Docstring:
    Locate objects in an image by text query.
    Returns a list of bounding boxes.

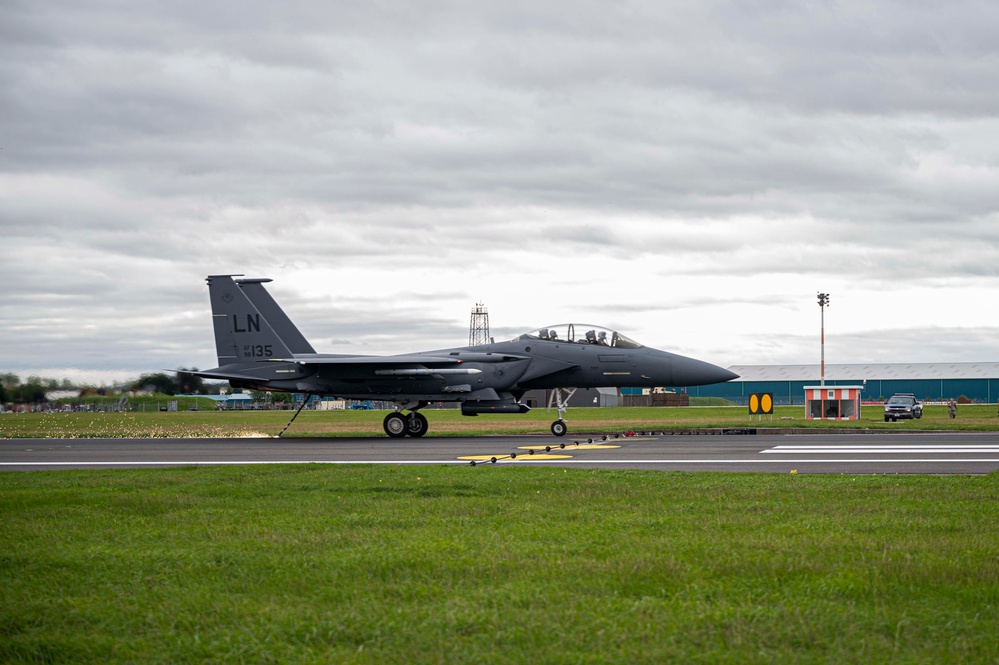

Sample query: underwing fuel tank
[461,403,532,416]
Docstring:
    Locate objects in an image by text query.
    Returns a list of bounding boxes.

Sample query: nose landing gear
[547,387,577,437]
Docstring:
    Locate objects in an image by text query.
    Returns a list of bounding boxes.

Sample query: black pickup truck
[884,393,923,422]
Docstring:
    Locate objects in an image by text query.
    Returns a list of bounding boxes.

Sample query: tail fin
[207,275,294,366]
[235,278,316,354]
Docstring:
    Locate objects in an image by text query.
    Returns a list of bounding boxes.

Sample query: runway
[3,431,999,473]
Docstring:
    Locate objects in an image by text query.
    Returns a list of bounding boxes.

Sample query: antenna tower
[469,302,490,346]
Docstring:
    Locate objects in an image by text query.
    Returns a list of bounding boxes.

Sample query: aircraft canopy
[520,324,642,349]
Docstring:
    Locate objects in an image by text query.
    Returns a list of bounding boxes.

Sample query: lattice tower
[469,302,490,346]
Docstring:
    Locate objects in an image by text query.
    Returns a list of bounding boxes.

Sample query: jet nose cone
[716,366,739,382]
[672,356,739,386]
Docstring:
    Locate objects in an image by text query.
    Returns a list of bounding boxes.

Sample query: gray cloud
[2,0,997,383]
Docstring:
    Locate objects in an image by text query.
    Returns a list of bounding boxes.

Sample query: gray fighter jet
[195,275,738,437]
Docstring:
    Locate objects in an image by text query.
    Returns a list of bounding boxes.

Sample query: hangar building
[686,362,999,406]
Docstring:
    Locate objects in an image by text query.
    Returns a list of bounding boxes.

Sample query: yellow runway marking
[517,444,620,450]
[458,454,573,461]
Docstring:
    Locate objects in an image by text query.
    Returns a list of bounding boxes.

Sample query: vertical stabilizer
[206,275,294,366]
[236,278,316,354]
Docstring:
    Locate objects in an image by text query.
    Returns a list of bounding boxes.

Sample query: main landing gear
[383,403,429,438]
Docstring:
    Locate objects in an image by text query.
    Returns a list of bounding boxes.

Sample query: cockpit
[519,324,643,349]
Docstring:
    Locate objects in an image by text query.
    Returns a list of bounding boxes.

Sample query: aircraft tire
[551,420,567,437]
[384,413,408,438]
[407,412,429,437]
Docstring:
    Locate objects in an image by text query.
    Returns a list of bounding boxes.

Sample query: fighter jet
[195,275,738,437]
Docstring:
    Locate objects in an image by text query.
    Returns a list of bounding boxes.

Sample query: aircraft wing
[195,353,477,383]
[271,354,485,376]
[193,367,284,381]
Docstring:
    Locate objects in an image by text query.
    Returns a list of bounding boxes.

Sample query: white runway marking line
[763,445,999,454]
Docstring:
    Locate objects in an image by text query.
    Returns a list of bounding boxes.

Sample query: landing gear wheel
[384,413,408,438]
[407,412,429,438]
[551,420,567,437]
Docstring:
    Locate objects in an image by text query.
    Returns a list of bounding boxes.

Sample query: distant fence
[622,393,690,407]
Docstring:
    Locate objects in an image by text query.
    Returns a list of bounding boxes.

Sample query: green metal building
[686,362,999,406]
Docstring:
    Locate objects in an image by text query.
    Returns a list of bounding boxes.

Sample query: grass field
[3,403,999,438]
[4,406,998,662]
[2,465,998,663]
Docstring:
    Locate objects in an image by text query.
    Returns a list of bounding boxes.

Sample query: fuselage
[226,326,737,404]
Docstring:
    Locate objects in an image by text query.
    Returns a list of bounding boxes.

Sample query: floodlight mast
[817,293,830,386]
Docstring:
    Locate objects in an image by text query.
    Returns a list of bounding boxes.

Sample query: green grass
[3,404,999,438]
[1,466,997,663]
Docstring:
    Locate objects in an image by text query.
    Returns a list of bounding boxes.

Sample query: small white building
[804,385,864,421]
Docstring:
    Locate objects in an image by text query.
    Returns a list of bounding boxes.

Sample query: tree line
[0,369,215,405]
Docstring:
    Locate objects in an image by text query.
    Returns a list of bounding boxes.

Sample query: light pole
[817,293,830,386]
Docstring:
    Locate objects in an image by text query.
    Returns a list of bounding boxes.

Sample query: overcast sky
[2,0,998,385]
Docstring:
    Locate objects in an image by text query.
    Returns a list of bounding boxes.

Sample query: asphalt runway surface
[3,431,999,473]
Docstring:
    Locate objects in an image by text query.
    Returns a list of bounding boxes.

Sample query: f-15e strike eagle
[195,275,737,438]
